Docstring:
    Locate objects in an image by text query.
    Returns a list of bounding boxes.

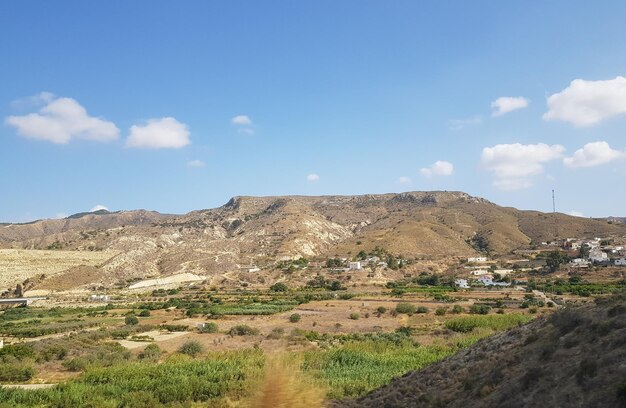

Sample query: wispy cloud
[396,176,412,185]
[231,114,255,135]
[187,159,205,168]
[481,143,565,191]
[90,204,109,212]
[491,96,529,117]
[420,160,454,177]
[448,115,482,131]
[307,173,320,182]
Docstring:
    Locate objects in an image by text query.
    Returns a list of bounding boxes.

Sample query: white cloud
[307,173,320,182]
[543,76,626,126]
[420,160,454,177]
[564,141,626,168]
[231,115,254,135]
[126,117,190,149]
[187,159,205,168]
[90,205,109,212]
[5,94,119,144]
[448,115,482,131]
[231,115,252,126]
[396,176,412,185]
[481,143,565,191]
[10,91,55,109]
[491,96,529,117]
[569,210,585,218]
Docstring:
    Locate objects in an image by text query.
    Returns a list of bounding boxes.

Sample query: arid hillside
[334,296,626,408]
[1,191,625,290]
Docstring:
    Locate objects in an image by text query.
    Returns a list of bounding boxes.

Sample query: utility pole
[552,189,556,214]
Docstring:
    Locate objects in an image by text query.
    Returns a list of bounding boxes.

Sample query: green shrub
[199,322,219,333]
[435,307,447,316]
[289,313,301,323]
[139,344,162,361]
[138,310,151,317]
[416,306,429,314]
[0,343,35,361]
[0,363,35,382]
[349,313,360,320]
[228,325,259,336]
[376,306,387,314]
[270,282,288,292]
[445,314,533,333]
[452,305,464,314]
[469,304,491,315]
[395,303,416,314]
[178,340,203,357]
[125,315,139,325]
[267,327,284,339]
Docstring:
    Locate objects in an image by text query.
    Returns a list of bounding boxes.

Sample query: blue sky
[2,1,626,222]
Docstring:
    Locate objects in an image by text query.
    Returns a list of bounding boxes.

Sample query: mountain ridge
[1,191,625,290]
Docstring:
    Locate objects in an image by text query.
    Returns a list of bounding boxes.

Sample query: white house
[470,269,490,276]
[0,339,4,349]
[467,257,488,263]
[454,279,469,289]
[247,267,261,273]
[89,294,110,302]
[589,249,609,263]
[348,261,362,270]
[615,259,626,266]
[477,275,511,287]
[570,258,590,267]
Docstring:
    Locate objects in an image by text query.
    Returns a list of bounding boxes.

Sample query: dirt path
[532,290,560,307]
[1,384,56,390]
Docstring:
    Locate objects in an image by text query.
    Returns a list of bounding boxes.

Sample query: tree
[289,313,301,323]
[125,315,139,325]
[356,250,367,260]
[578,244,590,259]
[546,251,568,272]
[329,280,344,291]
[139,309,151,317]
[270,282,288,292]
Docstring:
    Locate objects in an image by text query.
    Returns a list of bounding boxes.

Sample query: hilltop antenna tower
[552,189,558,240]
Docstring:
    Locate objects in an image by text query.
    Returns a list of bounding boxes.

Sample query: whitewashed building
[454,279,469,289]
[589,249,609,263]
[89,294,110,302]
[467,257,488,263]
[348,261,362,270]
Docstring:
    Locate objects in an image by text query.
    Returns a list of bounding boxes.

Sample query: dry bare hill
[334,296,626,408]
[1,191,625,289]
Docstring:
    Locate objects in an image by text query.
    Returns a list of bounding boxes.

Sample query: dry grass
[245,355,327,408]
[0,249,113,289]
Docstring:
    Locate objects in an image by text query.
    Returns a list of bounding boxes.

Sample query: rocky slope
[334,296,626,408]
[1,191,625,289]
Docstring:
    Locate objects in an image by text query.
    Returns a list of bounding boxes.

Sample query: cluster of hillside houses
[562,238,626,267]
